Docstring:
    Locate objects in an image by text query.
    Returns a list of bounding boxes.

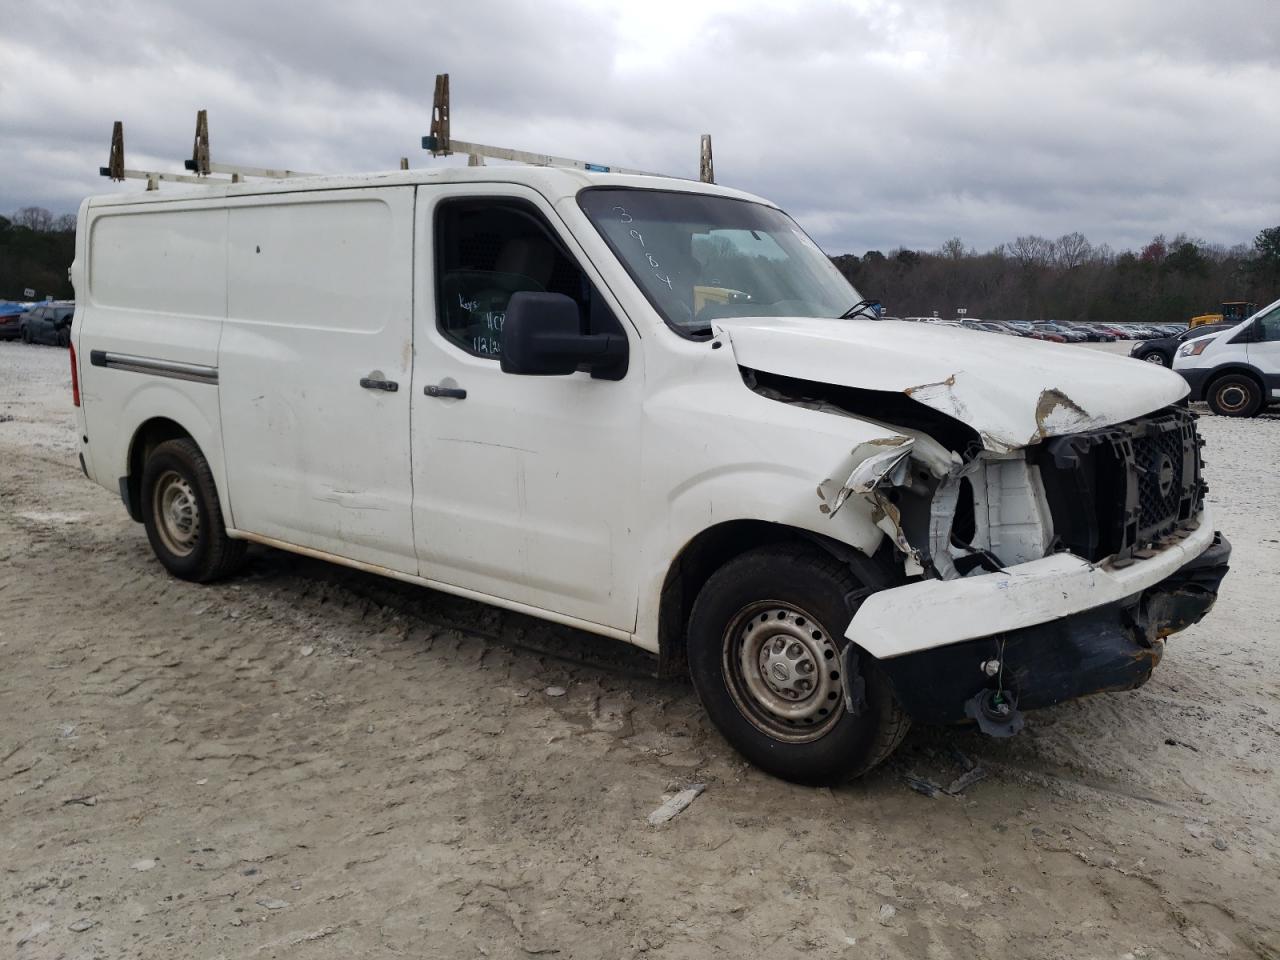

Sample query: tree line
[4,202,1279,325]
[833,228,1280,325]
[0,208,77,301]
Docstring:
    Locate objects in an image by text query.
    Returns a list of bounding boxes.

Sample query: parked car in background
[1094,324,1132,339]
[1131,322,1232,367]
[982,320,1028,337]
[1002,321,1035,336]
[0,302,29,341]
[965,320,1016,335]
[1034,322,1087,343]
[1070,324,1116,342]
[1175,298,1280,416]
[20,301,76,346]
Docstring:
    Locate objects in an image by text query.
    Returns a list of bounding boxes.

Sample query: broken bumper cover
[848,512,1219,658]
[865,531,1230,725]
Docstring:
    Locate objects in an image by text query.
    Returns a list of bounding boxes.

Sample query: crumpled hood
[718,316,1189,452]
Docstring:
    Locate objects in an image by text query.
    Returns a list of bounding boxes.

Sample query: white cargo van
[70,167,1230,782]
[1173,297,1280,417]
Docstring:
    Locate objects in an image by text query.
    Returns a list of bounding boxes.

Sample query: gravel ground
[2,338,1278,959]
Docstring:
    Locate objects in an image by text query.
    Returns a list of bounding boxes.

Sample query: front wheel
[141,438,246,582]
[1141,351,1168,366]
[687,544,909,783]
[1206,373,1261,417]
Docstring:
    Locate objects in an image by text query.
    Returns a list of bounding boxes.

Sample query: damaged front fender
[817,436,938,576]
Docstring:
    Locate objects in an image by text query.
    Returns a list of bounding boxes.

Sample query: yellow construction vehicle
[1189,300,1256,328]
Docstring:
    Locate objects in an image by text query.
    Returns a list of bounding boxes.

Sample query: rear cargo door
[219,187,418,572]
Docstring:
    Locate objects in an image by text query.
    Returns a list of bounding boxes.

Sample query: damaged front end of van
[728,318,1232,736]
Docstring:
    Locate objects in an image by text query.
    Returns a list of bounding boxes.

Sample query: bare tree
[53,213,78,233]
[13,206,54,232]
[1009,234,1053,268]
[938,236,970,260]
[1053,232,1092,269]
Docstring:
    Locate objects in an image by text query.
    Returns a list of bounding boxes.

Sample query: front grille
[1036,407,1205,563]
[1135,421,1193,530]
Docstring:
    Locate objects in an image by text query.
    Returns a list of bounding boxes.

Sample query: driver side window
[434,199,607,360]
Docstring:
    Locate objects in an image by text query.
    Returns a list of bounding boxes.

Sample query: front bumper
[869,532,1230,725]
[848,512,1218,659]
[1176,366,1212,401]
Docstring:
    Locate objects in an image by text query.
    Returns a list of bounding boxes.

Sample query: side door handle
[424,384,467,400]
[360,375,399,392]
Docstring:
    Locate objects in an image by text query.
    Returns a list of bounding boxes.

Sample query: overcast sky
[2,0,1277,255]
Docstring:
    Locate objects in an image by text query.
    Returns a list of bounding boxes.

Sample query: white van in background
[1173,297,1280,416]
[70,166,1230,783]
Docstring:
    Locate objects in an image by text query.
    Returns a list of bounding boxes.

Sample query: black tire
[20,327,30,344]
[141,438,246,582]
[58,328,70,348]
[687,543,910,784]
[1206,373,1262,418]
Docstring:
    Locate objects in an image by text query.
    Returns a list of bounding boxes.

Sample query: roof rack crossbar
[421,135,662,177]
[421,73,712,181]
[101,112,321,190]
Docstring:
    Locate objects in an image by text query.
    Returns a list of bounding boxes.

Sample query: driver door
[410,184,644,633]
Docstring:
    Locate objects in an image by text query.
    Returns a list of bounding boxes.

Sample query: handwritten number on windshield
[615,205,673,290]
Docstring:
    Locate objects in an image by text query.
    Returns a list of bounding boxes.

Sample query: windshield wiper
[839,298,882,320]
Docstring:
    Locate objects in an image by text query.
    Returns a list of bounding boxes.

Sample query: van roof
[86,165,774,209]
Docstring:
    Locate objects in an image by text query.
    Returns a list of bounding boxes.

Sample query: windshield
[578,188,859,335]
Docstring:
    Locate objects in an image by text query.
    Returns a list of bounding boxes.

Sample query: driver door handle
[424,384,467,400]
[359,376,399,392]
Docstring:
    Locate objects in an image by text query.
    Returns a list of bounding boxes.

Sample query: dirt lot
[2,339,1278,959]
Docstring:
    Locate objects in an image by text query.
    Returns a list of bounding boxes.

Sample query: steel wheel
[722,601,844,743]
[1214,382,1251,415]
[151,469,201,557]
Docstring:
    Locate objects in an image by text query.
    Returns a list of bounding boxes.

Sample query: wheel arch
[123,417,197,522]
[655,519,890,679]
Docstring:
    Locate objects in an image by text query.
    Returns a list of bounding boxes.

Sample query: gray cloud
[2,0,1277,254]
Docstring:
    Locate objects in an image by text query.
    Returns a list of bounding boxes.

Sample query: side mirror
[501,292,628,380]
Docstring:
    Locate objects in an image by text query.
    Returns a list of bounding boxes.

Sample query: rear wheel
[687,543,909,783]
[1206,373,1261,418]
[141,438,246,582]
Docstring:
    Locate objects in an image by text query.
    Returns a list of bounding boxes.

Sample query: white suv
[68,167,1231,782]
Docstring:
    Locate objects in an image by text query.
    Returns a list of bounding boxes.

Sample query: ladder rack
[99,76,715,191]
[101,112,317,190]
[422,74,714,182]
[421,135,663,177]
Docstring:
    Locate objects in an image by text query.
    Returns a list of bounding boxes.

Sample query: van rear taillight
[69,343,81,407]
